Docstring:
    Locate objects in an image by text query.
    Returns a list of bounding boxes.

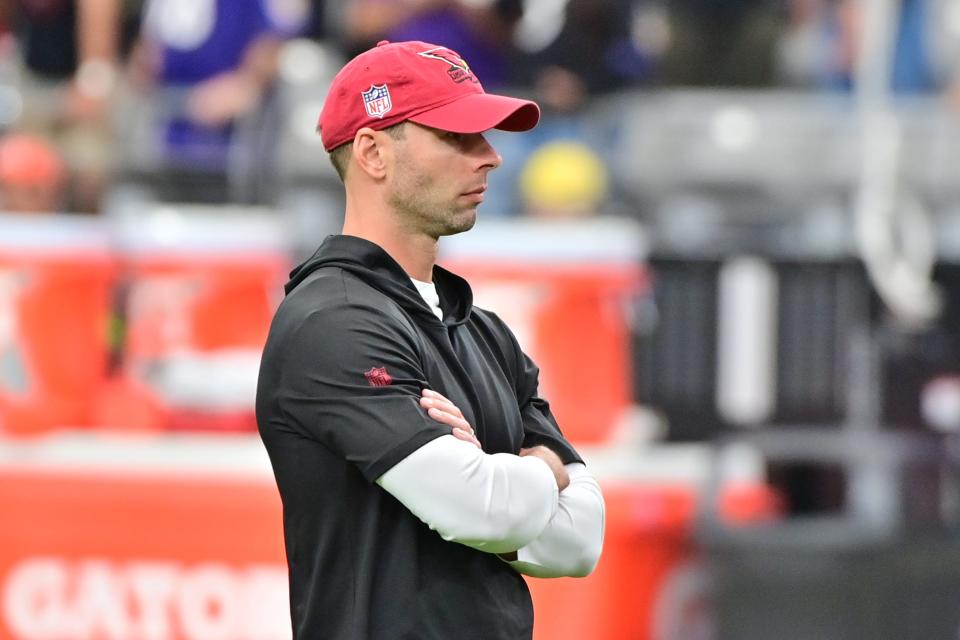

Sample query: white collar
[410,277,443,321]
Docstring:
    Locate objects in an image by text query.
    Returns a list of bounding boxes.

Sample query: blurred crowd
[0,0,957,219]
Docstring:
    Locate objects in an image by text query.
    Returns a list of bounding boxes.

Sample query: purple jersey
[145,0,308,85]
[141,0,308,170]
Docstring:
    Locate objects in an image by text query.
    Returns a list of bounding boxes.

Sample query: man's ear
[352,127,389,180]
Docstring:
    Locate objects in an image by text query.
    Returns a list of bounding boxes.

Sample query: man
[256,40,604,640]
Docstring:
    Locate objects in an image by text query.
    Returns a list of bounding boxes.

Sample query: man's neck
[341,216,438,282]
[376,232,438,282]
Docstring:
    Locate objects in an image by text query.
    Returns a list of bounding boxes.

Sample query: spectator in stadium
[256,40,604,639]
[0,132,67,213]
[659,0,784,87]
[776,0,954,93]
[127,0,310,200]
[0,0,129,212]
[481,0,654,216]
[338,0,522,88]
[516,0,655,111]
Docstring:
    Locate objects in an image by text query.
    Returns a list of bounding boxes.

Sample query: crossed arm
[377,389,605,578]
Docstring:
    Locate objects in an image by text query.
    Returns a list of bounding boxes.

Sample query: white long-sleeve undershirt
[506,462,605,578]
[377,434,560,554]
[377,435,605,576]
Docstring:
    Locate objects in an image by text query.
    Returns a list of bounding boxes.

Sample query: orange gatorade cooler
[0,434,289,640]
[95,207,291,431]
[0,214,115,435]
[441,218,648,444]
[0,436,779,640]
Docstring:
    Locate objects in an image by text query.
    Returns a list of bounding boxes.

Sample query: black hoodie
[256,235,581,640]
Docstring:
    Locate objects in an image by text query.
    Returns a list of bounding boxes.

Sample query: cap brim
[408,93,540,134]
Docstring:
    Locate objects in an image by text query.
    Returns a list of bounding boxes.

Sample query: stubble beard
[389,164,477,238]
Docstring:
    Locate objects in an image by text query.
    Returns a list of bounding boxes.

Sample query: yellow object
[519,141,608,213]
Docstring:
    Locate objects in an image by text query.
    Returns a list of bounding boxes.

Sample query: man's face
[386,123,501,238]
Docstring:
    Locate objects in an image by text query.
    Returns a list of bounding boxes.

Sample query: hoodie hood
[286,235,474,325]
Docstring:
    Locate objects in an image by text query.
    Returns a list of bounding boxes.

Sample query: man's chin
[438,210,477,237]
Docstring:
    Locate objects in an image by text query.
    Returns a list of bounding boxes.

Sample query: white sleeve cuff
[507,463,605,578]
[376,435,559,554]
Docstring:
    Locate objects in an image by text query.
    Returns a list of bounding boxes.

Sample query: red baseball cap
[317,40,540,152]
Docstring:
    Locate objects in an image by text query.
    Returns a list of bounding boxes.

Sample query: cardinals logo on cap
[418,47,478,84]
[361,84,392,118]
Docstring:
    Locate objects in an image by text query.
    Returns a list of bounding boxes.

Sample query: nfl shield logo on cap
[361,84,392,119]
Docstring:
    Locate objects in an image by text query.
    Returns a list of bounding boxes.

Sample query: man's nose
[475,135,502,171]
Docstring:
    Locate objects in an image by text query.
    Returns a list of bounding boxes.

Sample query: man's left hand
[420,389,481,449]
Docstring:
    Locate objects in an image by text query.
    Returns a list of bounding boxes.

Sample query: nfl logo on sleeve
[361,84,392,118]
[364,366,393,386]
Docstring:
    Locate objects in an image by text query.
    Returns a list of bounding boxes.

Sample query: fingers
[424,405,472,433]
[421,389,478,448]
[452,427,482,449]
[422,388,448,401]
[420,389,464,420]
